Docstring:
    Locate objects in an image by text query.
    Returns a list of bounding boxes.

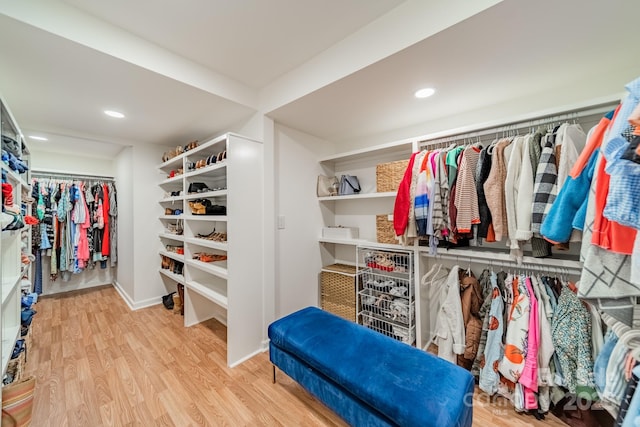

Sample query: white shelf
[182,215,228,222]
[184,237,228,251]
[318,191,396,201]
[182,133,228,157]
[319,139,414,163]
[1,323,20,376]
[159,250,184,262]
[319,237,368,245]
[158,268,186,285]
[159,195,185,203]
[186,280,228,309]
[158,214,184,220]
[159,175,184,185]
[183,162,226,178]
[158,233,185,242]
[184,189,228,200]
[0,163,30,190]
[186,259,228,279]
[158,154,185,170]
[1,275,20,307]
[1,229,20,241]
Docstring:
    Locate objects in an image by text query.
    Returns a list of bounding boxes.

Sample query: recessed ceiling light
[29,135,48,141]
[104,110,125,118]
[414,88,436,99]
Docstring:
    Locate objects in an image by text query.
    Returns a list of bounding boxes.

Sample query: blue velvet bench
[268,306,475,427]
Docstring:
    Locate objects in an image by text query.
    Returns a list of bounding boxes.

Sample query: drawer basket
[320,264,358,322]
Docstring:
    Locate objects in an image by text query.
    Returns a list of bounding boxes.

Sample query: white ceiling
[0,0,639,159]
[61,0,405,89]
[269,0,640,144]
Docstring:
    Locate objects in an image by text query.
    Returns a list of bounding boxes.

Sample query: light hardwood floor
[22,286,568,426]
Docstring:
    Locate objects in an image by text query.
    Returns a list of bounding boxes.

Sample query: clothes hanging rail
[601,310,640,361]
[31,169,115,182]
[417,100,617,150]
[424,248,583,275]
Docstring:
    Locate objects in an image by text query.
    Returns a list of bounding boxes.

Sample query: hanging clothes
[531,128,560,236]
[478,271,505,396]
[30,176,119,291]
[483,138,511,241]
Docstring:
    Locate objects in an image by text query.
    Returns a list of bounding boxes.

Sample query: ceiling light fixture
[104,110,125,119]
[29,135,48,141]
[414,87,435,99]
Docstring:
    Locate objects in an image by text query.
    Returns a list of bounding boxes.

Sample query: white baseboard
[112,281,162,311]
[229,347,268,368]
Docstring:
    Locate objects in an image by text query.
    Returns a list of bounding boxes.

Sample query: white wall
[232,111,264,141]
[131,142,167,306]
[274,123,335,318]
[30,149,115,177]
[114,146,134,300]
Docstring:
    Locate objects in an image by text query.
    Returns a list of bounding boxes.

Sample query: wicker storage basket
[376,214,397,244]
[320,264,358,322]
[376,159,409,193]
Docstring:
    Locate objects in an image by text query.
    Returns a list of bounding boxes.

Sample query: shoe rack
[157,133,264,367]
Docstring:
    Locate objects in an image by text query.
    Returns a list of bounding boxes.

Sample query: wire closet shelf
[357,246,416,346]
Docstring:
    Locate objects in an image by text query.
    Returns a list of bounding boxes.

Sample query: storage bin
[320,264,358,322]
[376,159,409,193]
[322,226,359,239]
[376,214,396,244]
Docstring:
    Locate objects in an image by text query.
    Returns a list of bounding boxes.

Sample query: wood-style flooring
[22,286,569,426]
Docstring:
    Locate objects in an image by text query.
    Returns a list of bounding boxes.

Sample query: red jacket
[393,152,418,236]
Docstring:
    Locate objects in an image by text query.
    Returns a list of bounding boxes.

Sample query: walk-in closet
[1,0,639,426]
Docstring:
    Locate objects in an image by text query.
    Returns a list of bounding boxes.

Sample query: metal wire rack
[356,246,415,345]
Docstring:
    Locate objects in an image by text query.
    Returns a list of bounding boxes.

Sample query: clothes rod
[425,249,583,274]
[418,101,616,149]
[31,170,115,182]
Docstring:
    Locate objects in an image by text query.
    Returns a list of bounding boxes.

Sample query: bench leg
[272,364,276,384]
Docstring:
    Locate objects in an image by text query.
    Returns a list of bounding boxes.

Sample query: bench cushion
[268,306,474,427]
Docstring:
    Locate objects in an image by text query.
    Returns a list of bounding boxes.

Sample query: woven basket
[376,214,397,244]
[321,264,358,322]
[376,159,409,193]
